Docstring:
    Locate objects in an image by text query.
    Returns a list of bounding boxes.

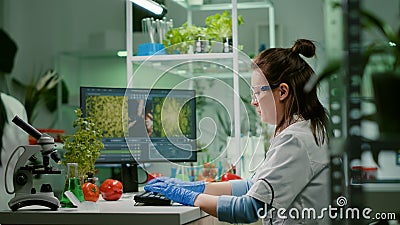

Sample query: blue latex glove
[146,176,170,185]
[147,177,205,193]
[144,182,200,206]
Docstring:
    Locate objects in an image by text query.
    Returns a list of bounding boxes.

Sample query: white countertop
[0,193,208,225]
[362,182,400,192]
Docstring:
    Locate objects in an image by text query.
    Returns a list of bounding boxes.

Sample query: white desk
[362,182,400,214]
[0,194,209,225]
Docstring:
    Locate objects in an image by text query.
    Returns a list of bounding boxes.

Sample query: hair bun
[291,39,315,58]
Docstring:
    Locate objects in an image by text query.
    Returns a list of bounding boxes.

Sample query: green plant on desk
[62,108,104,179]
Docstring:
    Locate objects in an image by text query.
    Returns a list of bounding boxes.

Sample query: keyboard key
[134,192,172,206]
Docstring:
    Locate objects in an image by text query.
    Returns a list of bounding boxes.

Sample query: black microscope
[7,115,61,211]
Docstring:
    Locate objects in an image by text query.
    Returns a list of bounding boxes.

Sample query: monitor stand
[121,163,139,192]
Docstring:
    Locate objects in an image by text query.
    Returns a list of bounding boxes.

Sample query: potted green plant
[62,108,104,179]
[163,23,205,54]
[205,10,244,52]
[361,9,400,139]
[306,8,400,140]
[11,69,69,125]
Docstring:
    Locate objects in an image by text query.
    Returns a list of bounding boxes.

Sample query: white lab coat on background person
[0,93,28,211]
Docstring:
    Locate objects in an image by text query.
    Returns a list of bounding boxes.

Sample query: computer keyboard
[134,192,172,206]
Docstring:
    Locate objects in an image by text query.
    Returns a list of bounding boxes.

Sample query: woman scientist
[145,39,330,224]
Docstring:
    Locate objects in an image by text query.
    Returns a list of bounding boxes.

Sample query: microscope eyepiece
[50,151,61,164]
[12,116,42,140]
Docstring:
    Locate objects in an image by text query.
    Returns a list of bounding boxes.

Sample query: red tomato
[220,172,241,182]
[147,172,163,183]
[82,182,100,202]
[99,179,123,201]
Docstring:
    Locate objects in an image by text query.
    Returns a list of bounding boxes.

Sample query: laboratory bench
[359,182,400,214]
[0,193,210,225]
[3,183,397,225]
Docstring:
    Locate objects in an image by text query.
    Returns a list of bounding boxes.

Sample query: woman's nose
[251,98,258,106]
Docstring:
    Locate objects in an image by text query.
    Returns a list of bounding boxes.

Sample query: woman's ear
[278,83,289,101]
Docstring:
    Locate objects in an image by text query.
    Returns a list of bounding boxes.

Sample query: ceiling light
[117,51,127,57]
[130,0,167,15]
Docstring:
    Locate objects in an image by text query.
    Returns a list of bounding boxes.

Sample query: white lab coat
[247,120,330,225]
[0,93,28,211]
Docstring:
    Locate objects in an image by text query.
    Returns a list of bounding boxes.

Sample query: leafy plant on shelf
[205,10,244,42]
[163,23,206,54]
[62,108,104,179]
[163,11,244,54]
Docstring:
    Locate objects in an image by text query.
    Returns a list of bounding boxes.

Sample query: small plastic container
[351,166,377,182]
[137,43,166,56]
[361,167,377,181]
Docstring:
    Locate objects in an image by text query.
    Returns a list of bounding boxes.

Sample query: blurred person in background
[0,28,29,211]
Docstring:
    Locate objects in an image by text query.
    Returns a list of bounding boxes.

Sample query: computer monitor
[80,87,197,191]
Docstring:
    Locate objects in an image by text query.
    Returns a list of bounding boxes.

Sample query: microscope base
[9,192,60,211]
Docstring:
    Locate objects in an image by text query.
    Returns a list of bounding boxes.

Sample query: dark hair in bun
[252,39,328,146]
[291,39,316,58]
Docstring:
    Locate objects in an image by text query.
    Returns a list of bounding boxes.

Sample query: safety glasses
[250,84,279,103]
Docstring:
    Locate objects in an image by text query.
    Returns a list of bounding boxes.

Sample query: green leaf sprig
[205,10,244,40]
[62,108,104,178]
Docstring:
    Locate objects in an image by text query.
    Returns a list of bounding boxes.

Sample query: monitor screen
[80,87,197,164]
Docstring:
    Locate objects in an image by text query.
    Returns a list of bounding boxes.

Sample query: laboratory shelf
[329,1,400,221]
[172,0,273,11]
[130,53,234,62]
[361,182,400,191]
[131,53,252,79]
[132,61,251,79]
[367,138,400,151]
[126,0,275,176]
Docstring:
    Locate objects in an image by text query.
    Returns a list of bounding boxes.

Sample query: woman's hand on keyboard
[144,182,199,206]
[146,177,205,193]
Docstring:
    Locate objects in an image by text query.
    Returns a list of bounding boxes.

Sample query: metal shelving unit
[125,0,275,176]
[328,1,400,224]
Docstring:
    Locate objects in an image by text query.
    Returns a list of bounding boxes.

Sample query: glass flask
[60,163,85,208]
